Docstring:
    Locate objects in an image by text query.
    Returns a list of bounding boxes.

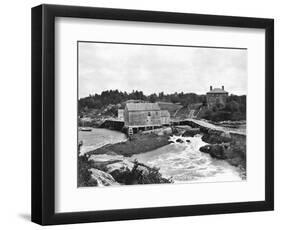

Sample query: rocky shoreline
[199,129,246,178]
[175,120,246,174]
[78,153,173,187]
[78,131,174,186]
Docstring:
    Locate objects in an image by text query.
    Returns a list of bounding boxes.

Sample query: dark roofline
[206,91,229,94]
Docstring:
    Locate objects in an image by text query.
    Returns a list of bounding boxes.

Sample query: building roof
[207,88,228,94]
[125,99,146,103]
[126,103,160,111]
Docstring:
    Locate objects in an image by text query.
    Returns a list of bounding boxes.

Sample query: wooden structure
[160,110,170,125]
[117,109,124,121]
[124,102,162,133]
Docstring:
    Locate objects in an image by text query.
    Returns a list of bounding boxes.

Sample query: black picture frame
[31,4,274,225]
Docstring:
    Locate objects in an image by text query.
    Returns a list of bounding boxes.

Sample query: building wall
[160,110,171,125]
[161,116,170,125]
[118,109,124,121]
[124,109,161,127]
[206,93,228,108]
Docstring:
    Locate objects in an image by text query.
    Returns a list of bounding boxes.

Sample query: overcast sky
[78,42,247,99]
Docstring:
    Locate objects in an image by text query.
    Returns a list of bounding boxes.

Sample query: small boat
[79,127,92,132]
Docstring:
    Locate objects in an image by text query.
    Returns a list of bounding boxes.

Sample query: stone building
[206,86,228,108]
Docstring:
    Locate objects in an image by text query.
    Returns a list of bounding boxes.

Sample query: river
[78,128,127,155]
[79,128,243,183]
[130,135,242,183]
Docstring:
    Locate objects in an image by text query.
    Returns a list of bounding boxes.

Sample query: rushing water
[79,128,242,183]
[129,135,242,183]
[78,128,127,155]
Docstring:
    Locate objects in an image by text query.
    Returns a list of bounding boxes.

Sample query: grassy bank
[88,133,171,157]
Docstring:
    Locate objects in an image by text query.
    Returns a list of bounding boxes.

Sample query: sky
[78,42,247,99]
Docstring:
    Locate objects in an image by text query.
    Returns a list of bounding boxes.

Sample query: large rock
[182,128,201,137]
[82,154,173,185]
[89,168,119,186]
[105,159,135,183]
[106,160,151,184]
[200,141,246,170]
[88,154,125,172]
[199,144,228,159]
[176,138,184,143]
[105,160,172,185]
[202,129,232,144]
[199,126,210,133]
[106,160,134,173]
[224,144,246,168]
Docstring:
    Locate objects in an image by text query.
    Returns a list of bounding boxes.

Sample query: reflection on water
[130,135,242,183]
[78,128,127,155]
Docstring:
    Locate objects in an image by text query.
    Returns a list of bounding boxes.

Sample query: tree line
[78,90,206,111]
[201,95,246,121]
[78,89,246,121]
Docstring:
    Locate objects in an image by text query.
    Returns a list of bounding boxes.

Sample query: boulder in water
[176,138,184,143]
[199,144,227,159]
[202,129,232,144]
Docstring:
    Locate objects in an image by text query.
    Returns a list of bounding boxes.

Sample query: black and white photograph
[77,41,247,187]
[30,3,274,226]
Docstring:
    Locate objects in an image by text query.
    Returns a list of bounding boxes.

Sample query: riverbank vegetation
[200,95,246,122]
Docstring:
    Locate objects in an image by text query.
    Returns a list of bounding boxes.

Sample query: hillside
[78,90,246,122]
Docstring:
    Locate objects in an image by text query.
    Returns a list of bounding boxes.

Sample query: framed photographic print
[31,4,274,225]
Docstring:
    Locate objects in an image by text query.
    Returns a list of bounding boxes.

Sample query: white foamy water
[79,128,243,183]
[130,135,242,183]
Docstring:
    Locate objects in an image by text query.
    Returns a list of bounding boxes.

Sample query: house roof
[207,88,228,94]
[125,99,145,103]
[126,103,160,111]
